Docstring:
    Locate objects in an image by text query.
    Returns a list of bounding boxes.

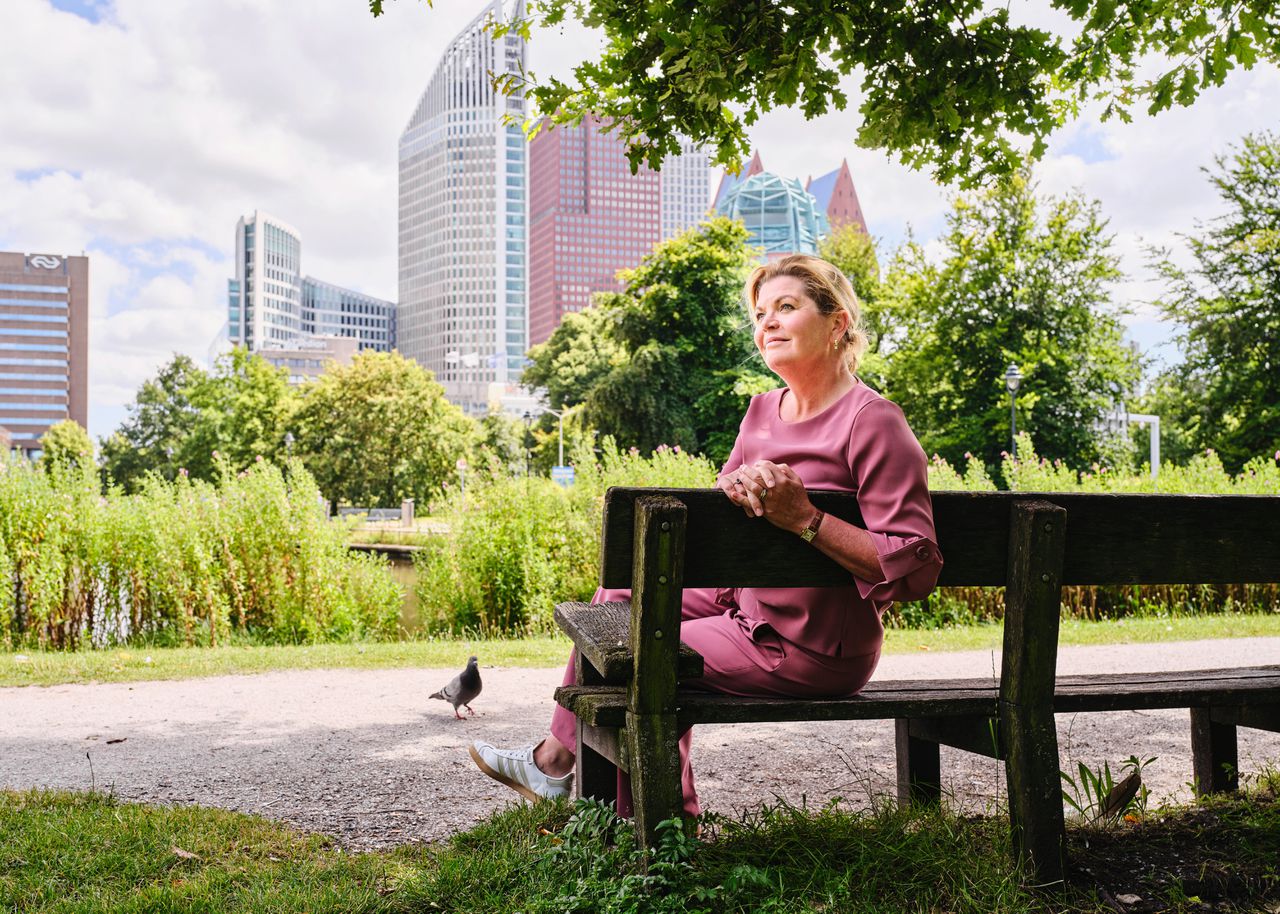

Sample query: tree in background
[101,354,206,490]
[817,224,887,390]
[181,348,293,481]
[1148,131,1280,471]
[289,350,473,508]
[882,172,1140,470]
[376,1,1280,186]
[37,420,95,475]
[525,218,772,464]
[101,350,294,490]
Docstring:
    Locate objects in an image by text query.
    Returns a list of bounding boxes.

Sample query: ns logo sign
[27,254,63,270]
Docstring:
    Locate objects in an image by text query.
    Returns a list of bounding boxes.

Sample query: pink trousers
[549,586,881,817]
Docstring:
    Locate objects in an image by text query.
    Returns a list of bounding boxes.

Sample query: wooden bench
[553,487,1280,885]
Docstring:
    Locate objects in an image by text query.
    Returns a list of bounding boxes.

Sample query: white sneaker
[469,740,573,801]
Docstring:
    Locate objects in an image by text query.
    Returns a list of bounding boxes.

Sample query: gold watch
[799,509,825,543]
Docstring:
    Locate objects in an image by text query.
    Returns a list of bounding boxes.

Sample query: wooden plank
[1191,707,1238,795]
[895,719,941,806]
[1000,499,1067,887]
[555,601,705,683]
[580,724,628,772]
[574,652,618,804]
[909,716,1003,759]
[1209,703,1280,733]
[556,667,1280,727]
[599,489,1280,588]
[627,496,688,851]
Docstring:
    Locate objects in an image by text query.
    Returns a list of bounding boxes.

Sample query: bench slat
[599,489,1280,588]
[554,601,705,683]
[555,666,1280,728]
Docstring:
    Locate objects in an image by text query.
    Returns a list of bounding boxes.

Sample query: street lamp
[456,456,468,502]
[284,431,294,457]
[521,411,533,478]
[543,407,566,467]
[1004,363,1023,460]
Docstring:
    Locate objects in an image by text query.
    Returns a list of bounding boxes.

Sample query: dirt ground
[2,637,1277,850]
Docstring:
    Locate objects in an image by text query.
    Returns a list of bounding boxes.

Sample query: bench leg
[626,710,683,852]
[895,719,941,806]
[1191,707,1238,795]
[576,720,620,805]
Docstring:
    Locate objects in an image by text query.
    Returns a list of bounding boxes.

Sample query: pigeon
[430,656,482,719]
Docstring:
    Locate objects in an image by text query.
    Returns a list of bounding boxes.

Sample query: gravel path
[2,638,1278,850]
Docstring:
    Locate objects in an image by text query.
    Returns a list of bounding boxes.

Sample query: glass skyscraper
[398,0,527,414]
[661,137,713,241]
[301,277,396,353]
[229,211,302,351]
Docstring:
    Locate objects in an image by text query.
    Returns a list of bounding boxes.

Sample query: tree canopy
[524,217,772,464]
[881,172,1140,470]
[1147,131,1280,471]
[289,350,474,508]
[372,1,1280,185]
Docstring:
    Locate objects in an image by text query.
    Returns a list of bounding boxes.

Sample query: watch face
[801,528,816,542]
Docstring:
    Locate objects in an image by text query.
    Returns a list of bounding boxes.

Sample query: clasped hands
[719,460,813,535]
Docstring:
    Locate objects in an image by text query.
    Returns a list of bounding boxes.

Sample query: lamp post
[1004,363,1023,460]
[521,411,533,478]
[544,407,566,467]
[284,431,294,458]
[456,456,468,502]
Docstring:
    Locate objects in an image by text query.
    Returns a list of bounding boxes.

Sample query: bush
[0,455,402,649]
[416,441,717,636]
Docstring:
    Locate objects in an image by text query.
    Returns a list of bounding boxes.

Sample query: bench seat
[556,665,1280,728]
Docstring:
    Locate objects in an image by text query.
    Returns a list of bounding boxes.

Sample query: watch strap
[799,509,825,543]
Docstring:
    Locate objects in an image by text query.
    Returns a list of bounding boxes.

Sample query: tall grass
[415,442,717,636]
[0,455,401,650]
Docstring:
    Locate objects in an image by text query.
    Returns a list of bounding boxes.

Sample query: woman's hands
[720,460,814,535]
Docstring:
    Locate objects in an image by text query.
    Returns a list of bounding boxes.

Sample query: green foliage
[1061,755,1156,823]
[37,420,95,475]
[289,350,475,509]
[415,441,717,636]
[525,218,770,465]
[374,1,1280,186]
[100,349,294,491]
[1149,131,1280,472]
[882,172,1140,471]
[0,453,401,650]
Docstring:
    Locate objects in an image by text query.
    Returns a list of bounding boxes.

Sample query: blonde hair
[744,254,868,372]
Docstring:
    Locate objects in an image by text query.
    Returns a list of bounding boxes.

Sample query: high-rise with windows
[661,137,713,241]
[301,277,396,352]
[398,0,527,414]
[228,211,302,351]
[0,251,89,455]
[528,116,662,347]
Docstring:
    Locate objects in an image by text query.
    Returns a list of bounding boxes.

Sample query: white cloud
[1,0,1278,440]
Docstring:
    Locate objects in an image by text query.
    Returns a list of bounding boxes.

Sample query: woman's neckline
[776,377,861,425]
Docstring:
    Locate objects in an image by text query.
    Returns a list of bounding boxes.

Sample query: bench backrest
[599,488,1280,589]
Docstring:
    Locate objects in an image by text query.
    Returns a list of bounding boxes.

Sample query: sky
[3,0,1278,441]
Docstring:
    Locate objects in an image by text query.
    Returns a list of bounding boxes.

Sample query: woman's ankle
[533,738,575,778]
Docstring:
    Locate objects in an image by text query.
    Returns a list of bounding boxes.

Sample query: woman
[470,254,943,815]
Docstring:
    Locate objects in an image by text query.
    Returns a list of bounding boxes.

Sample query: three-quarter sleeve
[847,399,943,603]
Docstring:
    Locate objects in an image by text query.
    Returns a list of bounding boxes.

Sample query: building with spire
[713,152,868,259]
[398,0,528,415]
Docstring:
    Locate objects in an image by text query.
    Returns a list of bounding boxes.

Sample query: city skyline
[3,0,1280,440]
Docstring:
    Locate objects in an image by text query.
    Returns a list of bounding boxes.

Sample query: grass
[6,783,1278,913]
[0,789,424,914]
[3,612,1279,688]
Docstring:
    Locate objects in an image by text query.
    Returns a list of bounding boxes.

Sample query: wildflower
[212,450,220,460]
[256,455,264,463]
[964,452,972,460]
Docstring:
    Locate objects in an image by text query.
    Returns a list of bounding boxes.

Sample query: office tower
[398,0,527,414]
[301,277,396,352]
[806,159,869,235]
[228,211,302,351]
[660,137,713,241]
[527,116,662,347]
[257,335,360,385]
[0,251,89,455]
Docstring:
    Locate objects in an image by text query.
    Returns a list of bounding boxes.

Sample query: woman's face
[752,275,844,375]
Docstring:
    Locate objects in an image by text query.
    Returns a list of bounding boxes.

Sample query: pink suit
[550,381,944,815]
